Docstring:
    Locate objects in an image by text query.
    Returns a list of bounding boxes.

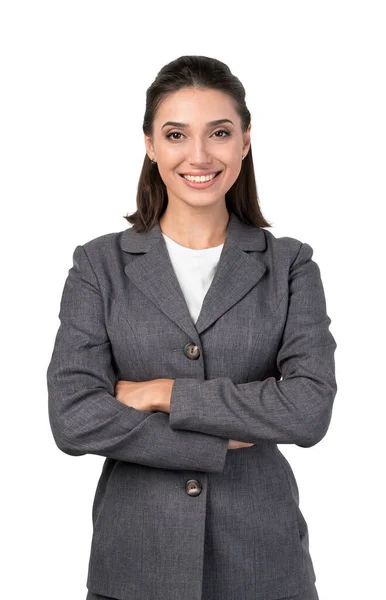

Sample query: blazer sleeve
[169,242,338,448]
[47,244,228,473]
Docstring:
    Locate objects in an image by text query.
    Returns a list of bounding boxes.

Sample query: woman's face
[145,88,251,209]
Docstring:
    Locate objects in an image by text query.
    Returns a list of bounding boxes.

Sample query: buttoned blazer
[47,210,337,600]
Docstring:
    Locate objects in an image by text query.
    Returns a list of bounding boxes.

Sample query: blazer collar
[119,211,267,338]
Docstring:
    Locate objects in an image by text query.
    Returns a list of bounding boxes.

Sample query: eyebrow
[161,119,234,130]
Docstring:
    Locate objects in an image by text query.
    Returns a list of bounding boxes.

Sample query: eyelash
[165,129,231,141]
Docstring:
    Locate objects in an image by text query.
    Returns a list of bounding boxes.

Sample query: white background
[1,1,385,598]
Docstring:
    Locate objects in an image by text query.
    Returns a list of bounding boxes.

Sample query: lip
[179,170,222,190]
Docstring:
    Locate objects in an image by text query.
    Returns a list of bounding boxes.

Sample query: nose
[187,138,212,165]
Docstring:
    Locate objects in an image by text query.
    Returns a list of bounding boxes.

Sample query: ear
[144,135,155,161]
[242,123,251,157]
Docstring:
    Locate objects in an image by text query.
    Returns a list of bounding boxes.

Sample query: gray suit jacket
[47,211,337,600]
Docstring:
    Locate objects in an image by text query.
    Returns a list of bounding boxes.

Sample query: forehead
[155,88,238,122]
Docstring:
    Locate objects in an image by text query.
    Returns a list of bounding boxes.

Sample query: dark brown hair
[124,55,272,232]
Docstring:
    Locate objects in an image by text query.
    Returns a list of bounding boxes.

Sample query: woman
[47,55,337,600]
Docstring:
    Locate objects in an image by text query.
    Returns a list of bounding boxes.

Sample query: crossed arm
[47,242,337,474]
[114,379,254,451]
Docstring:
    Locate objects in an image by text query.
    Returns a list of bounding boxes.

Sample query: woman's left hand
[114,378,174,413]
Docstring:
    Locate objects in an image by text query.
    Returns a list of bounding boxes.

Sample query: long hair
[124,55,273,232]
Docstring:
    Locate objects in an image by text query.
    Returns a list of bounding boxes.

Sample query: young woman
[47,55,337,600]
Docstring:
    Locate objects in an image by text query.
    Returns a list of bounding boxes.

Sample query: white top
[161,232,224,324]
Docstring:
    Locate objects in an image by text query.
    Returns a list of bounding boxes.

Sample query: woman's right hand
[227,439,254,449]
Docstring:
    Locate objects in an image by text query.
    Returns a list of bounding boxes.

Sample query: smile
[179,171,222,189]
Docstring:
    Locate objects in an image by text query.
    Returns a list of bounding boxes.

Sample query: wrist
[156,378,174,413]
[151,379,173,412]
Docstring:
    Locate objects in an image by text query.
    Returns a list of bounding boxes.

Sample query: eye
[165,129,231,141]
[166,131,184,140]
[213,129,231,138]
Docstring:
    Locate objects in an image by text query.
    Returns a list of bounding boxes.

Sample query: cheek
[217,150,243,174]
[221,163,242,185]
[158,158,183,180]
[160,144,183,164]
[156,163,179,187]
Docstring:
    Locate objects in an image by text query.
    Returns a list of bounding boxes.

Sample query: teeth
[182,172,218,183]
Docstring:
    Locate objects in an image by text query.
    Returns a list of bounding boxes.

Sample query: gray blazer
[47,211,337,600]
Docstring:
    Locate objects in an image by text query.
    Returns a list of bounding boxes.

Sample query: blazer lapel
[120,211,267,339]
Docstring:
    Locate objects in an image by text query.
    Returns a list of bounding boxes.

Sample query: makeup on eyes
[165,129,231,141]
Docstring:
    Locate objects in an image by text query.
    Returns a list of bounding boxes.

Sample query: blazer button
[184,342,200,360]
[185,479,202,496]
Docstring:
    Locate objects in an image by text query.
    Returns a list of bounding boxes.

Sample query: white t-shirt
[161,232,224,324]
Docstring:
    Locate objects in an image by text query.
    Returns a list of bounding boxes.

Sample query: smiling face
[144,88,251,209]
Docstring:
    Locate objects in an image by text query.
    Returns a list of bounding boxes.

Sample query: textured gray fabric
[86,582,319,600]
[87,592,120,600]
[47,211,337,600]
